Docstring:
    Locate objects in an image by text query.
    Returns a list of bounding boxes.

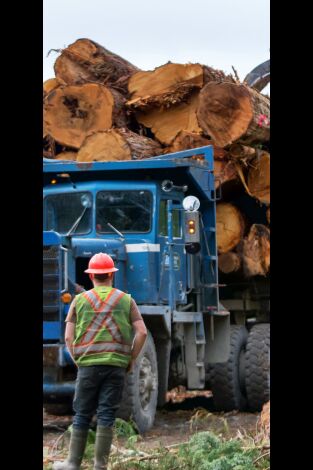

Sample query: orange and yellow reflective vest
[73,286,133,367]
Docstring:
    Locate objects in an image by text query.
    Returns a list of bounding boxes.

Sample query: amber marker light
[61,292,72,304]
[188,220,196,234]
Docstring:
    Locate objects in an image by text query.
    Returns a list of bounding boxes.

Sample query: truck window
[96,190,152,233]
[159,200,181,238]
[44,192,92,235]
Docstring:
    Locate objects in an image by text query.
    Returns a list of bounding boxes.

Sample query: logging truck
[43,146,269,433]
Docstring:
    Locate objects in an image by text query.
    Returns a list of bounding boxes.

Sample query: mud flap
[205,308,230,364]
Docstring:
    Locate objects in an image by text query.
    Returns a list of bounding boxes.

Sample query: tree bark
[43,135,57,158]
[164,130,227,159]
[266,207,270,224]
[247,151,270,204]
[240,224,270,277]
[216,202,246,253]
[219,224,270,278]
[54,38,139,95]
[127,63,234,109]
[127,63,203,109]
[43,83,128,148]
[43,149,53,158]
[228,143,256,161]
[197,82,270,147]
[214,159,240,190]
[76,128,162,162]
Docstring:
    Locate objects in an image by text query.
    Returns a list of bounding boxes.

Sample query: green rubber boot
[93,426,113,470]
[52,427,88,470]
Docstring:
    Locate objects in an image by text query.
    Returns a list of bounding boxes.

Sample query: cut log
[247,151,270,204]
[43,135,56,158]
[54,38,139,95]
[76,128,162,162]
[214,159,240,190]
[43,150,53,158]
[165,131,227,159]
[55,151,78,161]
[228,143,256,161]
[218,252,242,274]
[127,63,203,108]
[43,83,127,149]
[136,90,201,145]
[216,202,245,253]
[127,63,233,109]
[241,224,270,277]
[43,78,60,98]
[266,207,270,224]
[197,82,270,147]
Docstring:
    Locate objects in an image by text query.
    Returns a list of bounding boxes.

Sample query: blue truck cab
[43,146,269,432]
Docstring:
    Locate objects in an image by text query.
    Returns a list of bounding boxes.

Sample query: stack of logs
[43,38,270,280]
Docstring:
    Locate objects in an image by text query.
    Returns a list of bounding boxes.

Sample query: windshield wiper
[66,194,92,237]
[66,207,88,237]
[107,222,125,239]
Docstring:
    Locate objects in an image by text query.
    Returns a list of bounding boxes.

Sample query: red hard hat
[84,253,119,274]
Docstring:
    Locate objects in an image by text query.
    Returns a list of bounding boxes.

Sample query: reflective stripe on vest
[74,341,131,356]
[79,288,126,345]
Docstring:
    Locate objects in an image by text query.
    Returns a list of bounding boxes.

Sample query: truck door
[158,199,187,305]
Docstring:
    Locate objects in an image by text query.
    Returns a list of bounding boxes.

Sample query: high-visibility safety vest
[73,286,133,367]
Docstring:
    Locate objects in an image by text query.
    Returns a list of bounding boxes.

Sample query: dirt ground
[43,397,260,459]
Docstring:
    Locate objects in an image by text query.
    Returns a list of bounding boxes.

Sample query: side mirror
[182,195,200,212]
[81,194,92,208]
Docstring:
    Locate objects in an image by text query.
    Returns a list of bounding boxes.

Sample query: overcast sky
[43,0,269,90]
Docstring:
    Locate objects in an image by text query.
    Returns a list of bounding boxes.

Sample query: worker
[53,252,148,470]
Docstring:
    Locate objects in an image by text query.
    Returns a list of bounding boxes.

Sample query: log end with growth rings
[43,83,120,148]
[216,202,245,253]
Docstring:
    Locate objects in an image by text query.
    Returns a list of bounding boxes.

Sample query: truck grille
[43,245,60,321]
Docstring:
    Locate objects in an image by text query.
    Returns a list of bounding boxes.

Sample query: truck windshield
[96,190,152,233]
[44,192,92,235]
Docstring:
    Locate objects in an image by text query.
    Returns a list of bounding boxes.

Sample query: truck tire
[245,323,270,411]
[117,331,158,434]
[210,325,248,411]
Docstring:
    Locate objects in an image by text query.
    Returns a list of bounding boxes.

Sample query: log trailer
[43,146,269,433]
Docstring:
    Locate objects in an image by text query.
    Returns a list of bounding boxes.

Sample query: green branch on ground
[43,420,270,470]
[110,430,270,470]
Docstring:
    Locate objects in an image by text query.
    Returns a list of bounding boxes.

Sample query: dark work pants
[72,365,126,429]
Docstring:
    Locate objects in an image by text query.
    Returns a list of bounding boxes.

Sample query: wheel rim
[139,354,157,411]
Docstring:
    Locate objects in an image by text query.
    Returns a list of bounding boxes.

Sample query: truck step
[205,306,230,316]
[204,255,217,261]
[173,311,203,322]
[200,283,226,288]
